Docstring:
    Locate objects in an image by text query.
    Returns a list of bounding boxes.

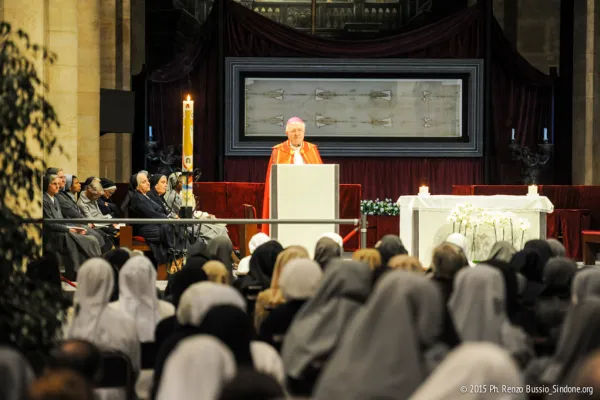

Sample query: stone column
[46,0,79,173]
[572,0,600,184]
[100,0,132,183]
[1,0,48,223]
[77,0,101,179]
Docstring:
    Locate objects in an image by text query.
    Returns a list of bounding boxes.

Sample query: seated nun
[259,258,323,352]
[163,172,229,242]
[63,258,140,374]
[128,172,183,265]
[43,174,102,279]
[98,178,120,218]
[109,255,175,342]
[237,233,271,277]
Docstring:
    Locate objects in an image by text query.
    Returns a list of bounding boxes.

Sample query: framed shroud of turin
[225,58,483,157]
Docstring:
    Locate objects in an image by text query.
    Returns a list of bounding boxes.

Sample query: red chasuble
[261,141,323,235]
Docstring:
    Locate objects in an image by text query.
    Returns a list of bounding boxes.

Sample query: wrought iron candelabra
[508,139,554,185]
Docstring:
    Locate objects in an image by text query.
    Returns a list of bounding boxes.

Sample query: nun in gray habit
[535,298,600,390]
[449,265,533,367]
[314,270,445,400]
[281,260,372,396]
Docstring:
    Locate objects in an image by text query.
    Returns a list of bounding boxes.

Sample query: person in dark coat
[128,172,181,265]
[98,178,120,218]
[55,174,113,254]
[43,174,102,279]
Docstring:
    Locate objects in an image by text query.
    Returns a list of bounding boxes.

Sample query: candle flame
[186,94,190,101]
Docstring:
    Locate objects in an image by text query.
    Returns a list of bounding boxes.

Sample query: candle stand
[508,140,554,184]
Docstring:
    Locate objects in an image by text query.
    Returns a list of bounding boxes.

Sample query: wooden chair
[238,204,259,257]
[119,225,168,279]
[583,230,600,265]
[97,351,135,400]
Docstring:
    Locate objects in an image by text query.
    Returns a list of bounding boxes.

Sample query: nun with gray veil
[448,265,533,367]
[281,259,372,396]
[0,347,35,400]
[63,258,141,374]
[526,298,600,392]
[409,343,525,400]
[314,270,445,400]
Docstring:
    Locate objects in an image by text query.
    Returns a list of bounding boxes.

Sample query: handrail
[21,215,369,248]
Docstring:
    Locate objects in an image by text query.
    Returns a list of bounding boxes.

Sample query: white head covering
[449,265,532,360]
[409,343,525,400]
[282,260,372,379]
[318,232,344,250]
[249,232,271,254]
[156,335,236,400]
[66,258,115,340]
[176,281,246,327]
[250,341,285,385]
[446,233,474,267]
[314,269,443,400]
[279,258,323,300]
[0,347,35,400]
[118,256,161,341]
[572,268,600,304]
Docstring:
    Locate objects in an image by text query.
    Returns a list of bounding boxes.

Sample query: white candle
[543,127,548,141]
[419,186,429,196]
[528,185,538,196]
[511,128,515,141]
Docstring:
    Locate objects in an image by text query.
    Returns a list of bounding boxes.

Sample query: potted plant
[0,22,67,371]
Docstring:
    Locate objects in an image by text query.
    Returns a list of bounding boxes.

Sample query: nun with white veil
[236,232,271,277]
[156,335,236,400]
[313,269,445,400]
[449,265,533,367]
[108,256,175,342]
[151,282,246,400]
[446,232,475,267]
[64,258,140,374]
[409,343,525,400]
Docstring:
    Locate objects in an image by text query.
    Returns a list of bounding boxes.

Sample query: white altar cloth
[398,195,554,267]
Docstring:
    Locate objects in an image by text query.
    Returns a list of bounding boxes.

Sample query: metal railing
[33,215,369,248]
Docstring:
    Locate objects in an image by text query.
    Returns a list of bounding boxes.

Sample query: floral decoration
[360,198,399,216]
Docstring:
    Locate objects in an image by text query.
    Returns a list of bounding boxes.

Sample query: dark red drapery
[148,0,553,199]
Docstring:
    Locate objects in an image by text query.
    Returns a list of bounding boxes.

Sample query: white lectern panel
[271,164,339,257]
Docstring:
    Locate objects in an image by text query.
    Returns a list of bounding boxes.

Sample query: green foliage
[360,198,399,216]
[0,22,60,265]
[0,22,66,365]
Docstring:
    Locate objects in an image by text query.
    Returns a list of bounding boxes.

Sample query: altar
[398,195,554,267]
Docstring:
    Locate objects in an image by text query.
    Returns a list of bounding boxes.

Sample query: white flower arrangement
[519,218,531,248]
[447,205,532,252]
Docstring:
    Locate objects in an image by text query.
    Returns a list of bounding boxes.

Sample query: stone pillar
[572,0,600,184]
[77,0,101,179]
[46,0,79,173]
[100,0,132,183]
[1,0,47,223]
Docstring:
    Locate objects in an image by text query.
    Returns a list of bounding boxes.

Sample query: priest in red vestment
[261,117,323,234]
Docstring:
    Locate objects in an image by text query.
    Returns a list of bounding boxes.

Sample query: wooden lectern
[270,164,339,257]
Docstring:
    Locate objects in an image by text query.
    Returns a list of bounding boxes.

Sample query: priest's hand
[70,227,87,235]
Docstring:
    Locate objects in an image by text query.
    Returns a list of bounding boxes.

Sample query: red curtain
[148,0,553,197]
[225,157,483,199]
